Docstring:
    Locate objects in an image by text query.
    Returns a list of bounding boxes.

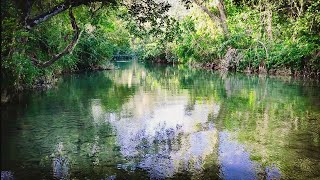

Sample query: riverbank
[2,58,319,105]
[1,64,115,104]
[143,45,320,79]
[190,61,320,78]
[145,54,320,79]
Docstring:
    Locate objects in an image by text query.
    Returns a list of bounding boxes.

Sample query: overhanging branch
[30,9,82,68]
[25,2,71,29]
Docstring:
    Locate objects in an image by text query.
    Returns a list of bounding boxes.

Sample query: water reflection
[218,132,280,180]
[52,142,70,180]
[219,132,258,180]
[106,93,220,178]
[1,60,319,179]
[1,171,14,180]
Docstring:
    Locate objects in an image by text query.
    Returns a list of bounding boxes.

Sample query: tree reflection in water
[1,61,319,179]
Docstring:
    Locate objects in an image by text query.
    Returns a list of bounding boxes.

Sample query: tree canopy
[1,0,319,94]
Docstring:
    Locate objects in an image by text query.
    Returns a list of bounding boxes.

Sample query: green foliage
[1,4,132,91]
[1,0,320,93]
[139,0,319,76]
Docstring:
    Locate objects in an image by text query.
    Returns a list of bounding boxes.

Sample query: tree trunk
[263,1,273,41]
[192,0,229,38]
[217,0,229,37]
[266,9,273,41]
[195,2,221,23]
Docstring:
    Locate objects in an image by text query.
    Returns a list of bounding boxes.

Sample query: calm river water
[1,61,320,179]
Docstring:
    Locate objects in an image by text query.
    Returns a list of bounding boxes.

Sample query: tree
[9,0,117,68]
[182,0,229,37]
[9,0,172,68]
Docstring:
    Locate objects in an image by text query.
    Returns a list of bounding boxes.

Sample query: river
[1,61,320,179]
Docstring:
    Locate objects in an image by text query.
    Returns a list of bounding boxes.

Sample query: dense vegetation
[139,0,320,76]
[1,0,320,101]
[1,1,133,92]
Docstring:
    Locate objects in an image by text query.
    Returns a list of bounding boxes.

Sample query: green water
[1,61,320,179]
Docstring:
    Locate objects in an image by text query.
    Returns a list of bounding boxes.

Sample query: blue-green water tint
[1,61,320,179]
